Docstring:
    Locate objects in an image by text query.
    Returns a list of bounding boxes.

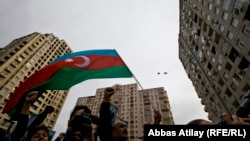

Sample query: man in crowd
[97,87,128,141]
[57,105,95,141]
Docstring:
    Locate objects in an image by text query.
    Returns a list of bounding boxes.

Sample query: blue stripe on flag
[52,49,118,63]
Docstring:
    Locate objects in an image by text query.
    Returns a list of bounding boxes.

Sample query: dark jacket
[10,114,29,141]
[97,102,113,141]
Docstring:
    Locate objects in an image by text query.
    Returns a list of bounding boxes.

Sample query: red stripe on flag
[85,55,125,69]
[3,55,126,114]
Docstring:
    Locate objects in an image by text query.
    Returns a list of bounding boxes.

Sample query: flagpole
[114,49,144,90]
[114,49,157,112]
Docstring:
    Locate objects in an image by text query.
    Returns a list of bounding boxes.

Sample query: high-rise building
[76,83,175,141]
[0,32,72,131]
[179,0,250,122]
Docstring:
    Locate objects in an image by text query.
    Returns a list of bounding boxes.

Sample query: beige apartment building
[179,0,250,122]
[0,32,72,131]
[76,83,175,141]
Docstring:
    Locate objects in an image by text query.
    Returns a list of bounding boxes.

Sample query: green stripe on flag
[33,66,132,90]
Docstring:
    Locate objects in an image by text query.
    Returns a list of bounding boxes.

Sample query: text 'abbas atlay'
[147,128,246,139]
[148,129,204,138]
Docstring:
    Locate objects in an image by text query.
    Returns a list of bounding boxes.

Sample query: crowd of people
[0,91,54,141]
[187,113,250,125]
[1,87,250,141]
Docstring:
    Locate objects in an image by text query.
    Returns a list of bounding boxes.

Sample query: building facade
[0,32,72,131]
[179,0,250,122]
[76,83,175,141]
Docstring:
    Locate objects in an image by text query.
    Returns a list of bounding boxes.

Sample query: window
[234,0,244,10]
[218,54,224,64]
[214,7,220,15]
[208,3,213,10]
[212,19,219,27]
[224,72,229,80]
[243,25,250,35]
[227,31,234,40]
[206,14,211,21]
[217,64,222,71]
[212,57,216,63]
[202,0,206,6]
[237,39,245,49]
[17,56,23,62]
[232,18,239,27]
[215,0,220,5]
[222,0,231,10]
[207,50,210,56]
[219,25,224,32]
[201,11,205,17]
[222,42,228,56]
[223,12,229,20]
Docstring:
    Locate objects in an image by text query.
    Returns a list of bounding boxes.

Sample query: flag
[3,49,133,116]
[109,103,118,126]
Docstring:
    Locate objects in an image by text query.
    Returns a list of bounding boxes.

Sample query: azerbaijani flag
[3,49,133,116]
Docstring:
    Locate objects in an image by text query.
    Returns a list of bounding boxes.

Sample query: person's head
[186,119,214,125]
[26,125,49,141]
[66,105,93,141]
[69,105,92,121]
[112,121,128,141]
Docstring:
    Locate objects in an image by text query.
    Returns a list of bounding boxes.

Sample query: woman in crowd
[26,125,50,141]
[9,91,52,141]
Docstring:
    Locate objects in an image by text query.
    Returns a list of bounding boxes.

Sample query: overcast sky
[0,0,208,138]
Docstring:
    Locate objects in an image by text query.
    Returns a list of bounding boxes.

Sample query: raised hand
[21,91,39,114]
[222,113,250,125]
[103,87,115,102]
[25,91,39,104]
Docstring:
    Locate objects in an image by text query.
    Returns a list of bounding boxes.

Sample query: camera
[63,110,100,141]
[69,112,93,134]
[217,90,250,125]
[63,112,93,141]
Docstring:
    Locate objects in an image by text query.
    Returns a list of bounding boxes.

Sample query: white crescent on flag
[75,56,90,68]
